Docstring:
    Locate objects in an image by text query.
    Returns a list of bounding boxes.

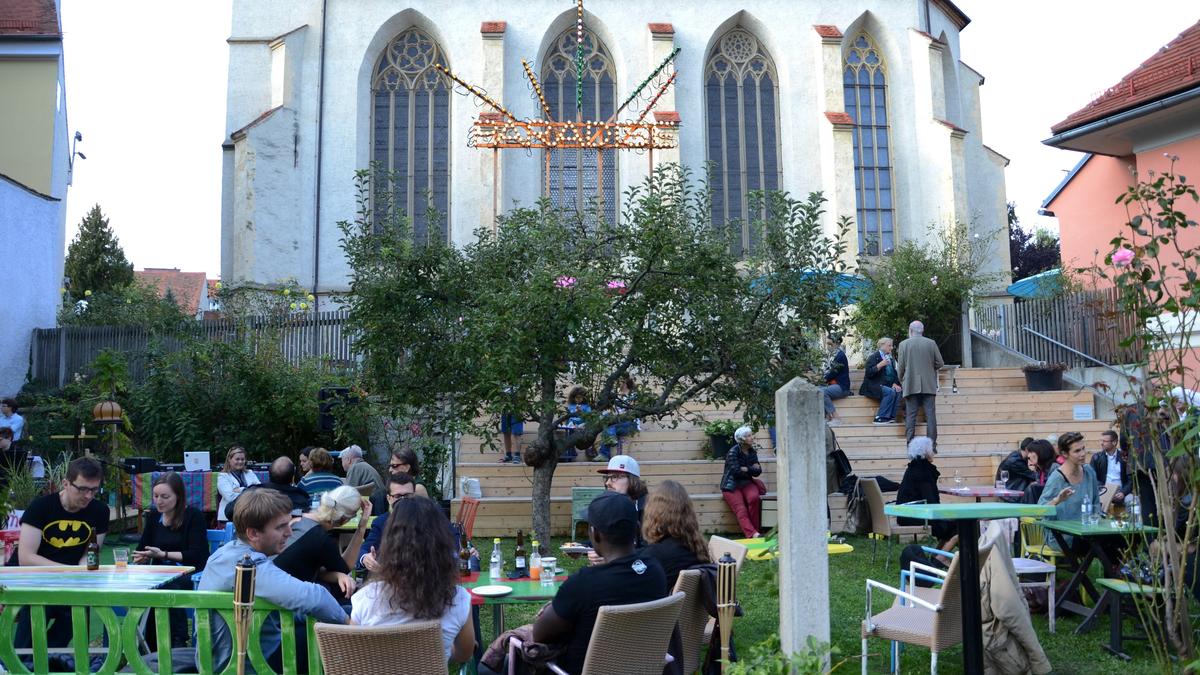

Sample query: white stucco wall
[222,0,1008,301]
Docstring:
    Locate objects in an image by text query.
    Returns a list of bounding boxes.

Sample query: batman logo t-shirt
[17,493,110,565]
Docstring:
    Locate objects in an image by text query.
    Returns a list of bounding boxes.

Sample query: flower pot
[1024,369,1064,391]
[709,434,734,459]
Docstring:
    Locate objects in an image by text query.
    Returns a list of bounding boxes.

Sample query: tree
[1007,202,1060,281]
[64,205,135,299]
[339,165,849,543]
[58,281,189,329]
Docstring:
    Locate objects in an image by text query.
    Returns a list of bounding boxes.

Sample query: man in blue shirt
[358,472,417,570]
[0,398,24,441]
[199,489,347,671]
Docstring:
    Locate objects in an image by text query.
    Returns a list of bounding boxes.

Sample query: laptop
[183,451,211,472]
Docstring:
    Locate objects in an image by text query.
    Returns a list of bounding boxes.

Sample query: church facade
[221,0,1011,303]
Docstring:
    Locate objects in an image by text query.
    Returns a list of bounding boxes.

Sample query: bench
[1091,577,1162,661]
[0,587,322,674]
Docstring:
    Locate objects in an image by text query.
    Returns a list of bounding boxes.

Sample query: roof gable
[0,0,60,37]
[136,269,208,316]
[1051,21,1200,134]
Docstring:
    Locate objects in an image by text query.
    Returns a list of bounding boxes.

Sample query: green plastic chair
[571,487,606,541]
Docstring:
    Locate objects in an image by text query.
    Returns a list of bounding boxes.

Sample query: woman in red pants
[721,425,767,538]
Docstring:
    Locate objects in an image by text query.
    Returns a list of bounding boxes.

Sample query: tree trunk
[531,424,559,546]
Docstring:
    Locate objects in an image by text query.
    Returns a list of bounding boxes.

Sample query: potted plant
[704,419,739,459]
[1022,361,1067,391]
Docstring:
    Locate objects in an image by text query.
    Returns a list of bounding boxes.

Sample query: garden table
[939,485,1024,502]
[886,501,1053,675]
[460,571,565,640]
[1038,518,1157,631]
[0,564,194,590]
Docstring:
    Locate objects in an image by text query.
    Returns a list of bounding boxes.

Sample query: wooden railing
[30,311,355,387]
[0,587,322,675]
[971,288,1140,368]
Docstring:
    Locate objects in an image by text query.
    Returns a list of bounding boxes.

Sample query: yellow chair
[1019,517,1064,567]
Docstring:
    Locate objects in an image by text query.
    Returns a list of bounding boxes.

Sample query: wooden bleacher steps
[452,368,1116,536]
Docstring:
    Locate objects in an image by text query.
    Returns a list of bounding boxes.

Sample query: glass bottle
[529,539,542,581]
[458,534,472,577]
[86,533,100,570]
[489,538,503,579]
[514,530,527,578]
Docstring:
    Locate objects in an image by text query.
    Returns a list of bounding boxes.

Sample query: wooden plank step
[454,493,748,537]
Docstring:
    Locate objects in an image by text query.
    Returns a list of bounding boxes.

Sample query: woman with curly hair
[350,496,475,663]
[641,480,711,589]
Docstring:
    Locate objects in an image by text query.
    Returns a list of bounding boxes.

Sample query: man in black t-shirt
[537,492,669,673]
[13,457,110,662]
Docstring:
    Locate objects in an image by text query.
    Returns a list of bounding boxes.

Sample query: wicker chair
[673,570,710,674]
[861,541,994,674]
[708,535,748,572]
[860,477,927,567]
[314,621,448,675]
[509,592,684,675]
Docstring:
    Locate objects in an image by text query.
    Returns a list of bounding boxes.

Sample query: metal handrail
[1019,327,1135,381]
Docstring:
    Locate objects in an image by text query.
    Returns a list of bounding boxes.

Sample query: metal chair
[862,541,995,674]
[860,477,927,567]
[314,620,448,675]
[509,592,684,675]
[569,487,605,541]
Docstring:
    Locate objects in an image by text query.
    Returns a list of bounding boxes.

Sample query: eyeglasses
[603,474,627,484]
[388,492,414,501]
[70,482,100,495]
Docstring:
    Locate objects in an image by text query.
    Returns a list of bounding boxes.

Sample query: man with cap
[592,455,648,558]
[480,491,667,675]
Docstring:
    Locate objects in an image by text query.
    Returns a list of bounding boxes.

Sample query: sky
[58,1,1198,278]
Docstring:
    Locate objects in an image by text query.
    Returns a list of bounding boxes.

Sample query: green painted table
[1039,518,1157,632]
[885,502,1054,675]
[460,571,565,640]
[0,564,194,590]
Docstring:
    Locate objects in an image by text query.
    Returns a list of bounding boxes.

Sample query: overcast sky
[59,0,1197,278]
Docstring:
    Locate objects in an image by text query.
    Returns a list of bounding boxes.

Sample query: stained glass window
[705,27,781,256]
[542,29,618,225]
[372,28,451,244]
[844,33,894,256]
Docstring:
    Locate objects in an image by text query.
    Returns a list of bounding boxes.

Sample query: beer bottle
[86,533,100,570]
[514,530,528,577]
[458,534,472,577]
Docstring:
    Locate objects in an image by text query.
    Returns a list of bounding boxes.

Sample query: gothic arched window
[844,32,894,256]
[705,27,781,256]
[372,28,451,244]
[542,28,618,225]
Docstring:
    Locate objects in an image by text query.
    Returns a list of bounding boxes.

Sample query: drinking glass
[953,470,964,487]
[114,547,129,570]
[998,470,1009,489]
[540,557,556,585]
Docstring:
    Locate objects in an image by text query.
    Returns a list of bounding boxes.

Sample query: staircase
[452,367,1115,537]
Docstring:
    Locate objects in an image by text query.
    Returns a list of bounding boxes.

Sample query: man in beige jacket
[897,320,944,448]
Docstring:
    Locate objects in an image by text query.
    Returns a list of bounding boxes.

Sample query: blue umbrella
[750,272,871,306]
[1007,268,1062,299]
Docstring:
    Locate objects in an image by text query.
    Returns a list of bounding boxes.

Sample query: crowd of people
[5,435,728,674]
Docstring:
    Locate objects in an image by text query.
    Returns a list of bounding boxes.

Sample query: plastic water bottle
[529,540,542,581]
[1127,496,1141,527]
[1081,498,1093,525]
[489,538,503,580]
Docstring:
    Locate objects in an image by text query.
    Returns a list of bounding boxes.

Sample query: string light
[575,0,585,114]
[614,47,680,119]
[522,59,555,121]
[433,63,519,123]
[633,70,677,125]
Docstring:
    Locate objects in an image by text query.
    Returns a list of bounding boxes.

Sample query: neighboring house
[0,0,70,396]
[1041,20,1200,276]
[135,268,216,320]
[222,1,1011,306]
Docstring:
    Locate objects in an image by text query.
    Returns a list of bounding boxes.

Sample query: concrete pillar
[480,22,506,226]
[775,377,830,654]
[647,24,679,169]
[813,25,858,263]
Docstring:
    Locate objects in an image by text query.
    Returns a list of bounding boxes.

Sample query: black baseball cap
[586,491,639,540]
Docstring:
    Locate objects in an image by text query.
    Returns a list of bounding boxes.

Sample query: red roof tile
[480,21,506,34]
[1052,21,1200,134]
[0,0,59,37]
[653,110,681,124]
[648,23,674,35]
[136,269,208,317]
[813,25,843,39]
[825,111,855,126]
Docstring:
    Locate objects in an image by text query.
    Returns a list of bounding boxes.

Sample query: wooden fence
[30,310,356,387]
[971,287,1140,368]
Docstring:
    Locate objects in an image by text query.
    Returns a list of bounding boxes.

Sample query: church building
[221,0,1011,304]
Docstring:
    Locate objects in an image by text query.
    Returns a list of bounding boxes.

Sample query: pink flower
[605,279,628,294]
[1112,248,1135,267]
[554,276,577,289]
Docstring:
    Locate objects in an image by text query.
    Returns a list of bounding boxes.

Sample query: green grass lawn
[97,531,1166,673]
[474,534,1164,674]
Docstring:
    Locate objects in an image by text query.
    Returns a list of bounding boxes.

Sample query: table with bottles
[1039,516,1157,626]
[459,535,565,640]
